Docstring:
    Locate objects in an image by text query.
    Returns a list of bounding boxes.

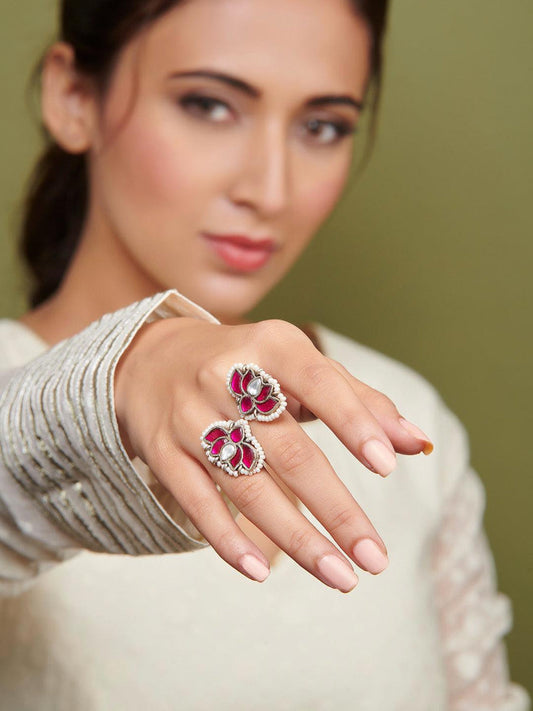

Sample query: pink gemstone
[205,427,227,443]
[211,438,225,455]
[256,397,278,414]
[230,427,243,443]
[256,384,272,402]
[242,369,254,392]
[241,443,256,470]
[230,369,243,395]
[230,448,243,469]
[240,396,253,414]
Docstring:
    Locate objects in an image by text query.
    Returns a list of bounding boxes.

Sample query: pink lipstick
[202,232,277,272]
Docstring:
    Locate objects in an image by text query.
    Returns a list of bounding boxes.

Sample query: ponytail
[18,142,87,307]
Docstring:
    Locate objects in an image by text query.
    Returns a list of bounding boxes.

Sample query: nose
[227,120,290,218]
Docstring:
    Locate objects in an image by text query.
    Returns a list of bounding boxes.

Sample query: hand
[114,317,433,592]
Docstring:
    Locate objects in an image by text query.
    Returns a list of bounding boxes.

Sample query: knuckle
[147,430,176,472]
[367,388,399,415]
[325,356,400,416]
[231,476,266,514]
[187,494,215,524]
[287,527,313,558]
[341,409,383,444]
[326,503,357,537]
[254,318,308,346]
[197,355,227,389]
[297,359,331,396]
[275,433,314,475]
[326,356,349,375]
[214,526,239,555]
[338,408,364,433]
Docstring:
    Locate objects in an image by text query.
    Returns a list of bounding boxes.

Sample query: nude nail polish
[361,439,397,476]
[239,554,270,582]
[317,554,359,592]
[352,538,389,574]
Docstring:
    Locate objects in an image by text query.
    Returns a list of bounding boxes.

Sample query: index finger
[261,321,398,477]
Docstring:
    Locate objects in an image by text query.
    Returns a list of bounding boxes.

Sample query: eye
[179,93,233,122]
[304,118,357,145]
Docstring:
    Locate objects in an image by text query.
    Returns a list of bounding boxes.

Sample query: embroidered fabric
[0,289,224,595]
[432,427,529,709]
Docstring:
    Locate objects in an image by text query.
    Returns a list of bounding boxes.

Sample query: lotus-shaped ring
[200,419,265,476]
[227,362,287,422]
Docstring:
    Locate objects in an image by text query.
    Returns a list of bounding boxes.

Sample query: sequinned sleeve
[0,289,227,596]
[431,403,530,710]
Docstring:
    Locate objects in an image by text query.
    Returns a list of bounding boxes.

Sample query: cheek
[96,108,215,233]
[296,166,350,237]
[107,121,191,208]
[307,177,346,219]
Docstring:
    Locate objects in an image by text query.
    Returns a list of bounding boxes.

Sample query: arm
[0,289,226,596]
[431,403,530,710]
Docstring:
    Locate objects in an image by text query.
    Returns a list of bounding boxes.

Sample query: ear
[40,42,98,154]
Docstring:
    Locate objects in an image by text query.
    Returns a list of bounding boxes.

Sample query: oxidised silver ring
[200,419,265,477]
[226,363,287,422]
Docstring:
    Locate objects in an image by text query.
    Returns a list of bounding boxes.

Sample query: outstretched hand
[114,317,433,592]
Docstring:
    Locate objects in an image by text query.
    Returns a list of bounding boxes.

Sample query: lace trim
[432,465,530,709]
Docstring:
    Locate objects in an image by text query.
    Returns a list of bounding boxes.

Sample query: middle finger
[256,412,390,575]
[192,406,360,591]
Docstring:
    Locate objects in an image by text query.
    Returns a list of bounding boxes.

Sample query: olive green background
[1,0,531,693]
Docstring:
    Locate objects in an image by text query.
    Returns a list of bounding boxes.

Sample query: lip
[203,232,277,250]
[201,232,277,272]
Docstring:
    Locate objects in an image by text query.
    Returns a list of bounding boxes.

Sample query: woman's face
[86,0,372,322]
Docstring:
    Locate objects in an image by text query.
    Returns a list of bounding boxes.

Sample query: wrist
[113,316,205,460]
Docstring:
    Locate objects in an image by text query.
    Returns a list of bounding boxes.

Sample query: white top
[0,289,529,711]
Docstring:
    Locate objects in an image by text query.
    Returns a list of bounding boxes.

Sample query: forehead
[130,0,372,97]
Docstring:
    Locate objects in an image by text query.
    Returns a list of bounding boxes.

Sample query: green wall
[1,0,531,693]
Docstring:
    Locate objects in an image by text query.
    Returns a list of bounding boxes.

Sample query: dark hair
[18,0,390,308]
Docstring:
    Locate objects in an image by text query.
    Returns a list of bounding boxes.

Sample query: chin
[175,276,270,323]
[207,297,256,325]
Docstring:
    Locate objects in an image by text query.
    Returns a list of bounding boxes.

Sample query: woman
[0,0,529,708]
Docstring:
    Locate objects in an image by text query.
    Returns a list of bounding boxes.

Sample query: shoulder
[0,318,49,370]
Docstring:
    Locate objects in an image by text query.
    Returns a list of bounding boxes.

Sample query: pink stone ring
[226,362,287,422]
[201,419,265,476]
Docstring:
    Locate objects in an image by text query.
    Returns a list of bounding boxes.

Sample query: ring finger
[188,404,362,591]
[253,412,390,575]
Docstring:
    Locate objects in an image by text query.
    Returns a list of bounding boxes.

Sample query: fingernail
[317,554,359,592]
[352,538,389,574]
[399,418,434,455]
[361,439,397,476]
[239,554,270,582]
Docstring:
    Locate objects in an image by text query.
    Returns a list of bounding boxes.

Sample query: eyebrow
[168,69,364,111]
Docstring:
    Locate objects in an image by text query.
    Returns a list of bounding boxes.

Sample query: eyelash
[178,93,357,145]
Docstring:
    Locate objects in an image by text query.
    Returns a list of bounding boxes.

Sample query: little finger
[146,444,272,583]
[325,357,434,456]
[258,414,389,575]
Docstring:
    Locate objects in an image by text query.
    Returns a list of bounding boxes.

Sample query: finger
[202,338,396,476]
[270,352,398,477]
[186,406,360,592]
[284,390,317,423]
[214,463,360,592]
[325,357,434,456]
[257,412,390,575]
[145,442,272,583]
